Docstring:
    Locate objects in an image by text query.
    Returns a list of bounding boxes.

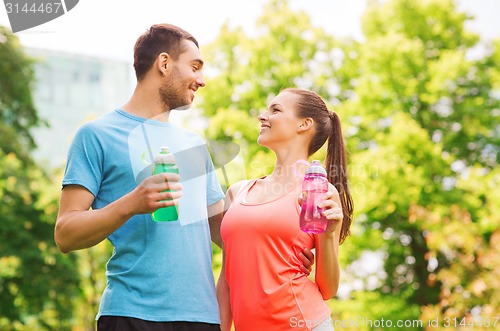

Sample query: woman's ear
[298,117,314,133]
[157,52,170,75]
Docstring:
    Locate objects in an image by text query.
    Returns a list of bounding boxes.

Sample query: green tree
[199,0,499,329]
[0,26,80,330]
[0,26,42,157]
[333,0,500,328]
[201,0,337,181]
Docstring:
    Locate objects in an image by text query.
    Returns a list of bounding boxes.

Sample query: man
[55,24,224,331]
[55,23,314,331]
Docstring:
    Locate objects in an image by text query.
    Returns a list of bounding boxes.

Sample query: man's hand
[298,247,315,275]
[128,172,183,215]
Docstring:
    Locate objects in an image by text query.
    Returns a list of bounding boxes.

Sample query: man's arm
[208,199,224,248]
[55,173,182,253]
[207,178,250,248]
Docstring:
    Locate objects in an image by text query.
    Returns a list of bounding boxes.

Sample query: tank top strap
[235,179,254,198]
[227,179,258,205]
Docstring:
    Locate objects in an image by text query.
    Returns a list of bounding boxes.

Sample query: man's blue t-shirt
[62,109,224,323]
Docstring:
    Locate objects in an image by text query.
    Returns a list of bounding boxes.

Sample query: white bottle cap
[305,160,326,175]
[154,147,176,164]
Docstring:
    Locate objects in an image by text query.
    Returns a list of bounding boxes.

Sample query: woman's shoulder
[224,179,253,211]
[228,180,252,197]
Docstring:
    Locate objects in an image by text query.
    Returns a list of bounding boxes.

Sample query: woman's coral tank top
[220,179,331,330]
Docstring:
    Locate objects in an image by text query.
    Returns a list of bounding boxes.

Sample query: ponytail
[326,112,353,244]
[281,87,354,243]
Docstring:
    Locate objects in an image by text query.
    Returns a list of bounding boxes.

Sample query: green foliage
[330,0,500,326]
[2,0,498,327]
[362,0,478,50]
[0,27,80,330]
[354,0,499,167]
[338,0,499,322]
[0,26,43,154]
[331,290,423,330]
[0,151,80,330]
[201,0,500,328]
[200,0,337,179]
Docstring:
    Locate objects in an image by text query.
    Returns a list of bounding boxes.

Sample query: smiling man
[54,24,225,331]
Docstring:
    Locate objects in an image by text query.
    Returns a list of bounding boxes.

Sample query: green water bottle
[151,147,179,222]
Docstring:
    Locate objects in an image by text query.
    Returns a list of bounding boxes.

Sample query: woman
[217,88,354,331]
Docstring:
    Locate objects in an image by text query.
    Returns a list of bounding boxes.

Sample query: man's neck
[121,84,170,121]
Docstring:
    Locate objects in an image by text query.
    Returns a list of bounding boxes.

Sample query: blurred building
[27,48,132,170]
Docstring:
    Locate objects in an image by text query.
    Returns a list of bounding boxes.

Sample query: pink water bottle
[299,160,328,234]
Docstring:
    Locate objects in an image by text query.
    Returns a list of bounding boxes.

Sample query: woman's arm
[217,249,233,331]
[314,184,344,300]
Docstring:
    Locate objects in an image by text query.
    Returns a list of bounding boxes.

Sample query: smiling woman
[257,91,305,147]
[217,88,354,331]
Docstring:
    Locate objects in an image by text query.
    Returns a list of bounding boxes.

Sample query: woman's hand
[313,184,343,299]
[319,185,343,234]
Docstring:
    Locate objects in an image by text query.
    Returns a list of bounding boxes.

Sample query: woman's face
[257,91,303,148]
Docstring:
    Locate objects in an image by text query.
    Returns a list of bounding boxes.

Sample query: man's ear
[298,117,314,133]
[157,52,170,75]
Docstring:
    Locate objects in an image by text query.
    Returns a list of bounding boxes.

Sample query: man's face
[160,40,205,111]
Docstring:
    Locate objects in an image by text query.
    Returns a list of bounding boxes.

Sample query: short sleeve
[204,144,224,206]
[62,123,104,197]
